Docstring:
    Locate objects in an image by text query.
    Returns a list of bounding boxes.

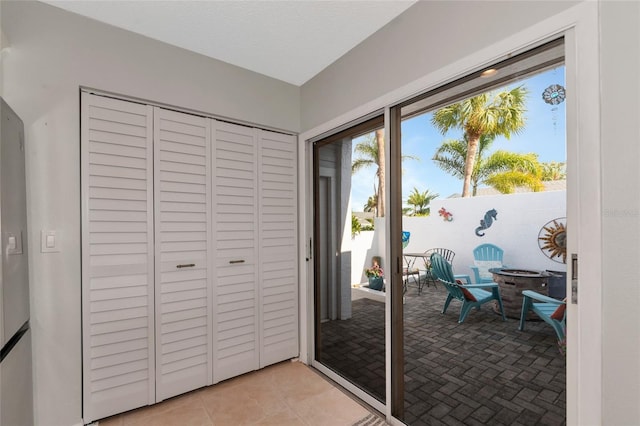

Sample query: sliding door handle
[229,260,245,264]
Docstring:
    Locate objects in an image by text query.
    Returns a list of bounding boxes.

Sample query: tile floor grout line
[304,363,387,425]
[98,360,385,426]
[197,389,215,426]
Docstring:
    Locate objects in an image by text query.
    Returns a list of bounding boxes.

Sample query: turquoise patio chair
[431,253,506,324]
[470,243,505,283]
[519,290,566,341]
[418,248,456,290]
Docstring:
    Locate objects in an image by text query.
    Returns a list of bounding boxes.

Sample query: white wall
[352,191,567,284]
[300,0,579,131]
[351,229,376,285]
[0,2,300,425]
[599,1,640,424]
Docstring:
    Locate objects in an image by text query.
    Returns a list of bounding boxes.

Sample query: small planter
[368,276,384,291]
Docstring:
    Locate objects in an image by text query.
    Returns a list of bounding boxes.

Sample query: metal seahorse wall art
[475,209,498,237]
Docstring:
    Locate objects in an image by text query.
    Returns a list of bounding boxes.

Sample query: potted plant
[365,260,384,291]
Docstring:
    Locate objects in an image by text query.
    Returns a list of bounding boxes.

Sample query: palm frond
[406,187,439,215]
[485,170,544,193]
[432,139,467,179]
[540,161,566,181]
[352,158,376,174]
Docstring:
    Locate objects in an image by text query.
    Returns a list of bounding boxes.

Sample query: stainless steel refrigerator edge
[0,97,34,426]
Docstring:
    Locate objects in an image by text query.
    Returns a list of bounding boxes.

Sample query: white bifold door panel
[82,92,298,422]
[211,121,260,383]
[211,124,298,382]
[81,93,156,423]
[153,108,212,401]
[258,130,298,366]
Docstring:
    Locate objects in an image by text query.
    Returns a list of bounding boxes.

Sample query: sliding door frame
[309,114,387,414]
[387,106,404,419]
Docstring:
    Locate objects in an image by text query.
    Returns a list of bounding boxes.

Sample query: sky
[351,66,567,212]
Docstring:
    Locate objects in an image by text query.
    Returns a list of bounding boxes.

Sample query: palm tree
[351,214,361,238]
[363,194,378,216]
[375,129,386,217]
[433,135,544,195]
[431,86,528,197]
[352,131,385,216]
[406,187,439,216]
[352,130,417,216]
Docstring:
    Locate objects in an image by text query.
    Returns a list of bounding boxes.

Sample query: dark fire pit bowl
[489,268,552,319]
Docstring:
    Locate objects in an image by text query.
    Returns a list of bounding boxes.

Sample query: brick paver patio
[319,283,566,425]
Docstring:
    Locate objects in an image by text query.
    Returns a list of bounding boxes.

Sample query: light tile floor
[97,360,378,426]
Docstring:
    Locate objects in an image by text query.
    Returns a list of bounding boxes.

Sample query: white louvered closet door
[81,93,155,423]
[258,130,299,366]
[153,108,212,401]
[211,121,260,383]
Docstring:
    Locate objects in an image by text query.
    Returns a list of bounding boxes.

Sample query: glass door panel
[391,39,567,424]
[313,116,386,403]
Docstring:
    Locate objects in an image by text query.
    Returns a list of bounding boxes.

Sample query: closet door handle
[176,263,196,269]
[229,260,245,264]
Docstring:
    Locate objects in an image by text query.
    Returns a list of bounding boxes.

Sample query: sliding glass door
[312,116,386,404]
[390,38,567,424]
[310,38,567,425]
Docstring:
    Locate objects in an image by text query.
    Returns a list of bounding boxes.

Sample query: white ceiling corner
[40,0,418,86]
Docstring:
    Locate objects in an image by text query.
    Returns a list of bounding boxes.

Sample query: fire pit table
[489,268,552,319]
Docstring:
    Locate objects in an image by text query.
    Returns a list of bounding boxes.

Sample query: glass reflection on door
[313,120,385,402]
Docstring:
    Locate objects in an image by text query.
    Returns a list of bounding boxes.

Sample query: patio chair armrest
[453,274,471,285]
[468,266,484,284]
[522,290,565,304]
[463,283,498,289]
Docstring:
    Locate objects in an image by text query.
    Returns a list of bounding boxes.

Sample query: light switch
[6,231,23,255]
[41,230,60,253]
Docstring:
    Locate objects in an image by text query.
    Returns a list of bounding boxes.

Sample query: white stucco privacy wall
[352,191,567,285]
[0,2,300,425]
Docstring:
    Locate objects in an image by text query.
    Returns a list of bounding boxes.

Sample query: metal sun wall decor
[475,209,498,237]
[538,217,567,263]
[438,207,453,222]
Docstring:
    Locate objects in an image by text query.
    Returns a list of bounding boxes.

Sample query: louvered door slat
[154,108,212,401]
[81,93,155,423]
[212,121,259,383]
[258,130,299,367]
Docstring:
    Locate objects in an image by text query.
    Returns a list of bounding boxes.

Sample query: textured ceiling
[41,0,417,86]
